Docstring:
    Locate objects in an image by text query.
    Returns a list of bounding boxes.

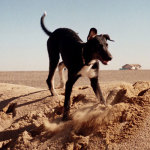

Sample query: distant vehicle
[120,64,141,70]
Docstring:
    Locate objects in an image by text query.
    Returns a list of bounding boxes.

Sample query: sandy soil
[0,70,150,150]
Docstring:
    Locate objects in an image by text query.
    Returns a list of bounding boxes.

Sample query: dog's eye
[106,43,108,47]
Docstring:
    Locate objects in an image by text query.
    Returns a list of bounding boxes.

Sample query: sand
[0,70,150,150]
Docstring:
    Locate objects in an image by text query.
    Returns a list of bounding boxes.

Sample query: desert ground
[0,70,150,150]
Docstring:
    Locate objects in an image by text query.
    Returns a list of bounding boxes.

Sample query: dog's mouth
[99,57,109,65]
[102,60,109,65]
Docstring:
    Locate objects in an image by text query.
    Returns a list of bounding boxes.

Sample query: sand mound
[0,81,150,149]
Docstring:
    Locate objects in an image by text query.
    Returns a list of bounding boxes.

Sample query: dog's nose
[108,55,112,61]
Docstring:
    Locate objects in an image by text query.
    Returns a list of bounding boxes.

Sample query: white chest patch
[77,60,98,78]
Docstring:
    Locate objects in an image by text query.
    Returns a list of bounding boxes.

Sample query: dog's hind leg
[47,40,60,96]
[58,61,66,88]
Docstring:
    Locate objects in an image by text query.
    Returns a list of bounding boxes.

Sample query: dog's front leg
[63,74,79,121]
[89,62,106,105]
[90,77,106,105]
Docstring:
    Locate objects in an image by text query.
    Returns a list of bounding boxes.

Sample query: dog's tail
[40,12,51,36]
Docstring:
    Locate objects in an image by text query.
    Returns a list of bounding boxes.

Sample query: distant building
[120,64,141,70]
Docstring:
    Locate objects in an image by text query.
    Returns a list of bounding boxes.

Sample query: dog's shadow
[0,90,49,110]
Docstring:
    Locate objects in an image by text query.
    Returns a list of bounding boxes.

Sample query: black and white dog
[41,12,114,120]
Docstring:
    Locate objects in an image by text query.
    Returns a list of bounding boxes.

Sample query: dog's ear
[87,35,96,41]
[102,34,114,42]
[87,28,97,41]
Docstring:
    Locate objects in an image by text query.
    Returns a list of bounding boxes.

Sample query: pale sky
[0,0,150,71]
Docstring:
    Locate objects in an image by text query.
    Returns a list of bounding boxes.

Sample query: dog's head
[84,34,114,65]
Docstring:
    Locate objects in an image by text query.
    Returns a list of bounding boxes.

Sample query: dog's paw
[50,88,59,96]
[57,84,65,89]
[51,91,59,96]
[52,93,59,96]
